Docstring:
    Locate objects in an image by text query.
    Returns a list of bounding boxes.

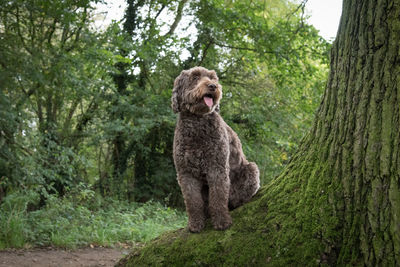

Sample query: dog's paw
[212,214,232,230]
[188,219,205,233]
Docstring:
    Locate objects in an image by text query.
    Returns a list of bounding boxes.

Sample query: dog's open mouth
[203,94,214,107]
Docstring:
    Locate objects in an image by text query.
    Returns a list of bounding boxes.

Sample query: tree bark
[311,0,400,264]
[117,0,400,265]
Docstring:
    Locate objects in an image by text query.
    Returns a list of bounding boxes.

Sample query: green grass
[0,190,187,249]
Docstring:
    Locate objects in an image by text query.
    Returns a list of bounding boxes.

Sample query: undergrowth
[0,188,187,249]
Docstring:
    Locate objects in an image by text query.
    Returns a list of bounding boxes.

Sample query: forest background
[0,0,330,249]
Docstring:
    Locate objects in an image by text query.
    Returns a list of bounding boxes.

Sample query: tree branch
[35,88,43,129]
[45,18,58,46]
[214,42,257,52]
[198,40,214,66]
[154,4,166,20]
[62,99,79,135]
[162,0,189,37]
[70,96,100,147]
[15,7,32,54]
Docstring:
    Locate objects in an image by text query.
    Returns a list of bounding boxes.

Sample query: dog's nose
[208,84,217,91]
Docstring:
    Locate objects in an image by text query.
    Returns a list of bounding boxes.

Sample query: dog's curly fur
[172,66,260,232]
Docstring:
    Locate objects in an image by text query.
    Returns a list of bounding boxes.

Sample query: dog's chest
[177,115,226,146]
[174,113,229,171]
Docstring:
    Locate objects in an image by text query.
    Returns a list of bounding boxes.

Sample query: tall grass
[0,189,187,249]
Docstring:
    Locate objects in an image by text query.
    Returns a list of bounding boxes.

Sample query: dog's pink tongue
[204,96,213,107]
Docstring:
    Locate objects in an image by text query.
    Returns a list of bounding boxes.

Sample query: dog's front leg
[178,175,206,233]
[208,168,232,230]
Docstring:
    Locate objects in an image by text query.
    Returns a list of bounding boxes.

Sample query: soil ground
[0,247,130,267]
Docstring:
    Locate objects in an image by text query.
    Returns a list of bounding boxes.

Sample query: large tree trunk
[117,0,400,265]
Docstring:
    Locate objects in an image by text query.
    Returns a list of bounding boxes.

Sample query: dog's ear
[171,70,189,113]
[171,90,180,113]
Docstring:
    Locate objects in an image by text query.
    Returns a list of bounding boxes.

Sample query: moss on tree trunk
[117,0,400,265]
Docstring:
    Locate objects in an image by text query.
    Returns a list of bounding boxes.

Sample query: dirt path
[0,247,130,267]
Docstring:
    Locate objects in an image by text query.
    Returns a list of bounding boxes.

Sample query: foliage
[1,0,329,249]
[0,0,117,199]
[0,188,186,249]
[0,0,329,200]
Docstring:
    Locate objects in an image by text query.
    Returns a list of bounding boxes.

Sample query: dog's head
[171,66,222,115]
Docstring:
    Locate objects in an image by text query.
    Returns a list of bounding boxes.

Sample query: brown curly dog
[171,66,260,232]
